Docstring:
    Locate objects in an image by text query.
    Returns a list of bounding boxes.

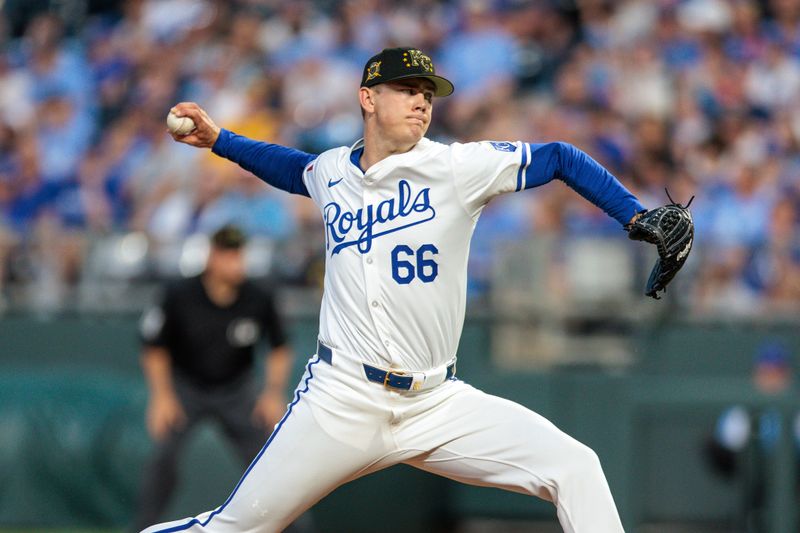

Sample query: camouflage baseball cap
[361,47,454,97]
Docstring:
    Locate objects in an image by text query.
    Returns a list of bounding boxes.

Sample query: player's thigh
[215,401,371,530]
[402,383,598,501]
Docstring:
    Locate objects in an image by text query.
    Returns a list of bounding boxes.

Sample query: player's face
[207,247,246,286]
[370,78,435,144]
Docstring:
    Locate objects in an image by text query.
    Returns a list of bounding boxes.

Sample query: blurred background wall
[1,0,800,532]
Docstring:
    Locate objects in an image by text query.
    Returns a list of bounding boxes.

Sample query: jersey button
[366,257,373,264]
[371,301,379,307]
[384,340,390,347]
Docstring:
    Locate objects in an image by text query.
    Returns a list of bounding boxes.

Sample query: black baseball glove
[626,190,695,299]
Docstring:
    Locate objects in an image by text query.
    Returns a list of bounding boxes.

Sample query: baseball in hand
[166,111,195,136]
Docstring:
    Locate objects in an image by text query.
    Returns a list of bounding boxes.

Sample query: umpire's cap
[211,224,247,249]
[361,47,454,97]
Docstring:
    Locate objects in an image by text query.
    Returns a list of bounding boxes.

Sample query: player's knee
[561,442,604,484]
[514,441,605,502]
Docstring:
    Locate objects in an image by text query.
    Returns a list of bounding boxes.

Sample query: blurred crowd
[0,0,799,316]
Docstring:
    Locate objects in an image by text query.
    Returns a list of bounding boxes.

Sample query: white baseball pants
[141,349,624,533]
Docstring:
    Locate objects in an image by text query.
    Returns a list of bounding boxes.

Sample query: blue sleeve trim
[525,142,645,226]
[211,129,315,197]
[515,143,530,192]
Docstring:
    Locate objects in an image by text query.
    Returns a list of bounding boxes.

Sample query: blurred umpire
[133,224,313,532]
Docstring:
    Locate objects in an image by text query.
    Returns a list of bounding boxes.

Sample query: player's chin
[406,123,428,141]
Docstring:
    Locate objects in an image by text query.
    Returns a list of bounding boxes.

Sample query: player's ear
[359,87,377,117]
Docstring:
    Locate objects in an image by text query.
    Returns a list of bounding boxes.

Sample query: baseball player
[143,47,648,533]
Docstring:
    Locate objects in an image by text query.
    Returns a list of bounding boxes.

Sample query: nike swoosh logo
[328,177,344,188]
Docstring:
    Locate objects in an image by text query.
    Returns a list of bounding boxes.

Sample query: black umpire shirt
[140,275,288,388]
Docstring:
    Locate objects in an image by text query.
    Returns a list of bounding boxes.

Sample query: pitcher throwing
[142,47,686,533]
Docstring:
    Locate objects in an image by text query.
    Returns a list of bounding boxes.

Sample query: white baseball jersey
[303,137,532,371]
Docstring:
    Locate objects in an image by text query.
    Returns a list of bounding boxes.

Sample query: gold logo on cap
[365,61,381,81]
[403,50,434,72]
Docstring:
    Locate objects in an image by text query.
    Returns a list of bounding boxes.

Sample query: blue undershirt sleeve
[525,142,645,226]
[211,128,315,197]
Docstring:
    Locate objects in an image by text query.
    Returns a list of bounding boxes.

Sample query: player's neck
[360,128,418,171]
[201,274,239,307]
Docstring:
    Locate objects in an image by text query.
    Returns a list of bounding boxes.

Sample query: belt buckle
[383,370,405,389]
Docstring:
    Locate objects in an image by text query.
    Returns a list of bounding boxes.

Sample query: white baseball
[166,111,195,136]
